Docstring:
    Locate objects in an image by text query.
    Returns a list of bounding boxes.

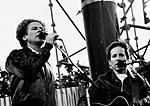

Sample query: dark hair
[106,41,129,61]
[16,19,46,47]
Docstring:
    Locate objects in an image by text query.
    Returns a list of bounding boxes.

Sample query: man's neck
[113,68,127,75]
[27,43,41,53]
[113,69,128,83]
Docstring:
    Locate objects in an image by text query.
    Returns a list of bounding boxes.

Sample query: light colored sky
[0,0,150,77]
[0,0,87,77]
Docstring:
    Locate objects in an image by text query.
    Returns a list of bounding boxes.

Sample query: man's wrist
[45,43,53,50]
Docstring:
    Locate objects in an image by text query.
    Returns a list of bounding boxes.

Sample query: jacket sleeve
[138,76,150,106]
[5,43,53,78]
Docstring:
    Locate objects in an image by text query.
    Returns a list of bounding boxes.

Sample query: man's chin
[36,41,44,46]
[116,67,126,73]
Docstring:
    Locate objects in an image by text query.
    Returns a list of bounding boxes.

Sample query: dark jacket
[5,43,57,106]
[78,69,150,106]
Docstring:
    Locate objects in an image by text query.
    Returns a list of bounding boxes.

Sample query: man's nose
[38,29,43,32]
[116,55,121,60]
[37,27,44,32]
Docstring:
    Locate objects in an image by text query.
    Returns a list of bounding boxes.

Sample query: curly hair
[106,41,129,61]
[16,19,46,47]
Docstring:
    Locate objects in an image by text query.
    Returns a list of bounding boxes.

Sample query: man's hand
[46,33,58,44]
[132,96,150,106]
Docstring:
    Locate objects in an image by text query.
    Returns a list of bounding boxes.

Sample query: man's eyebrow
[31,26,44,30]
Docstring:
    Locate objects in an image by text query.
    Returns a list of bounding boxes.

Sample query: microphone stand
[55,43,98,106]
[48,1,64,106]
[59,47,86,63]
[129,65,150,87]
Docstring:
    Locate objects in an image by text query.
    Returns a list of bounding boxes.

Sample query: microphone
[117,60,126,68]
[38,32,61,41]
[54,35,60,40]
[126,60,143,65]
[117,60,142,68]
[38,31,48,39]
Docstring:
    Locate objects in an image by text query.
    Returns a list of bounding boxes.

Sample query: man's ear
[22,35,28,41]
[108,60,112,69]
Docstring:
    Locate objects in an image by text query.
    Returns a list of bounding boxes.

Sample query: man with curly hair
[5,19,57,106]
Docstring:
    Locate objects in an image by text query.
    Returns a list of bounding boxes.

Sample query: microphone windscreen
[117,60,127,68]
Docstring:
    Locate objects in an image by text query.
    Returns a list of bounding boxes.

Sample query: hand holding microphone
[46,33,59,44]
[117,60,143,68]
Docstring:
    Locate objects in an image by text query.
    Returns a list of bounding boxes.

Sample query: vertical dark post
[81,0,119,81]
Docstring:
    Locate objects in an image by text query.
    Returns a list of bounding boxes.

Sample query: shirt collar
[28,46,39,54]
